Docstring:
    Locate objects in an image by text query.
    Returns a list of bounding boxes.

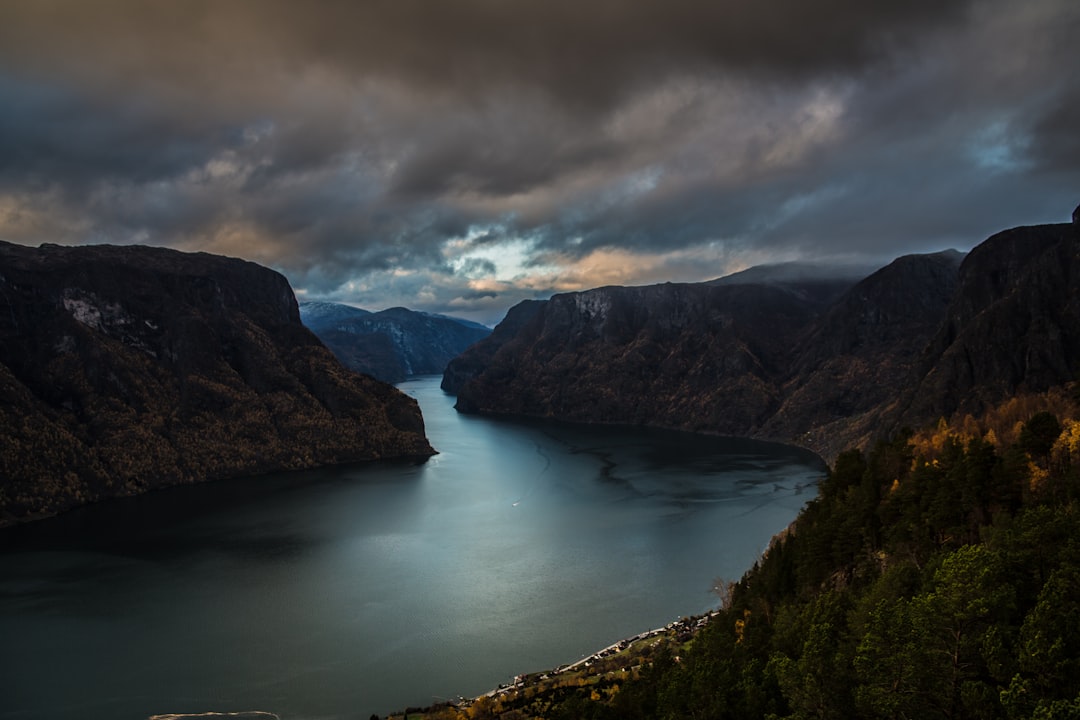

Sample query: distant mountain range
[300,302,490,383]
[445,221,1080,461]
[0,243,433,526]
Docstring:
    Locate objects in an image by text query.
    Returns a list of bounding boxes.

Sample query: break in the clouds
[0,0,1077,325]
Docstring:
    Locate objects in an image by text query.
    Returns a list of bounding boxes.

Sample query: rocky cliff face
[762,250,964,458]
[447,278,857,436]
[891,223,1080,430]
[447,222,1080,460]
[445,252,963,459]
[0,242,434,526]
[441,299,545,395]
[301,302,491,383]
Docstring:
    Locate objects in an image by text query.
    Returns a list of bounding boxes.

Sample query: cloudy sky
[1,0,1077,325]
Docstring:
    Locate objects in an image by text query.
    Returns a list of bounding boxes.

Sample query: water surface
[0,376,824,719]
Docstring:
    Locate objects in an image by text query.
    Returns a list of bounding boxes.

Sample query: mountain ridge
[445,224,1078,461]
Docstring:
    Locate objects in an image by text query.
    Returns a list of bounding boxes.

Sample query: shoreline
[386,610,722,718]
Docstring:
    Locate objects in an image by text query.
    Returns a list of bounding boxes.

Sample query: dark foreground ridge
[0,241,434,526]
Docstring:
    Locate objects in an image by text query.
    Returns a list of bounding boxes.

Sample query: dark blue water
[0,376,824,720]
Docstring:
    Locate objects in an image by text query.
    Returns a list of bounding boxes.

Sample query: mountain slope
[300,302,491,383]
[762,250,964,457]
[0,242,434,526]
[447,278,857,436]
[892,223,1080,431]
[444,223,1079,460]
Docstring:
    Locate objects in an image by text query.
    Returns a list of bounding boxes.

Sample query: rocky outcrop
[0,242,434,526]
[301,302,491,383]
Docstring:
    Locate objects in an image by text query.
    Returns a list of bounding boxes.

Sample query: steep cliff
[762,250,963,457]
[892,223,1080,429]
[447,222,1080,460]
[448,279,854,436]
[441,299,545,395]
[0,242,434,526]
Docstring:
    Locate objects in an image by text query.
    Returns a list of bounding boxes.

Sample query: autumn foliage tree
[532,404,1080,720]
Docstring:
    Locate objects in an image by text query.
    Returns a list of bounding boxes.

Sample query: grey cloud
[388,104,622,200]
[461,290,499,301]
[0,0,1077,327]
[1029,88,1080,174]
[0,76,231,191]
[0,0,975,115]
[457,258,499,279]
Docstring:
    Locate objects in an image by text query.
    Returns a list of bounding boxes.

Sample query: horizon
[297,251,943,326]
[1,0,1077,326]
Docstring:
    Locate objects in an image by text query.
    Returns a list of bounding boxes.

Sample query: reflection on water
[0,376,824,720]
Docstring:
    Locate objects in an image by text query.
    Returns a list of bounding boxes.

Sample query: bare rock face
[0,241,433,526]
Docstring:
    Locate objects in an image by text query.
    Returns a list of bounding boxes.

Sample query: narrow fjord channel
[0,376,824,720]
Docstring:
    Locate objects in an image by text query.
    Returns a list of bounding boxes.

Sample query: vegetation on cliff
[392,388,1080,720]
[0,242,434,526]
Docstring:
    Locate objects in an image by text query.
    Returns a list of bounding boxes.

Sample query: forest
[406,389,1080,720]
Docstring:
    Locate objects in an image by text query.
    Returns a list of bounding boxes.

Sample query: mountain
[762,250,965,458]
[445,274,861,437]
[0,242,434,526]
[892,224,1080,431]
[445,223,1078,462]
[441,299,545,395]
[296,301,372,329]
[300,302,491,383]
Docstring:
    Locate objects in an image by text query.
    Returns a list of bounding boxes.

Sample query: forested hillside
[551,392,1080,720]
[399,390,1080,720]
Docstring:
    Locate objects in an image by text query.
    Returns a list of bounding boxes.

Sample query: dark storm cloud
[461,290,499,301]
[0,0,974,112]
[0,0,1077,325]
[387,104,623,200]
[1030,88,1080,174]
[0,75,231,190]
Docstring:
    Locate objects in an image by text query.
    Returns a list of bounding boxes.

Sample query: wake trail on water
[512,440,552,507]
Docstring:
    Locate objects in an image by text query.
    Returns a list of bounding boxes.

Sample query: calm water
[0,376,824,720]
